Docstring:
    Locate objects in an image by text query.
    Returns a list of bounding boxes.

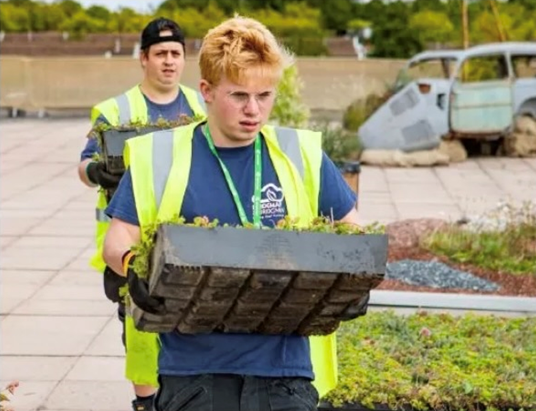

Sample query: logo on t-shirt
[253,183,285,221]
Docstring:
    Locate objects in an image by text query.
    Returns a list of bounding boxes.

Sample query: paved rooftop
[1,119,535,410]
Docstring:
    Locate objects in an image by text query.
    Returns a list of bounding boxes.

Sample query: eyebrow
[229,90,274,94]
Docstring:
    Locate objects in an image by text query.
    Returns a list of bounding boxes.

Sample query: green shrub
[342,93,389,132]
[327,310,536,409]
[313,121,361,165]
[282,36,327,56]
[270,64,310,128]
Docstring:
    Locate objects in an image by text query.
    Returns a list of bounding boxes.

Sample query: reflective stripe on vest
[115,92,132,125]
[152,129,175,207]
[273,127,304,179]
[96,207,111,223]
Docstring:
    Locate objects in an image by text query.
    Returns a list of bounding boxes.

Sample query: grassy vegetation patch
[422,208,536,276]
[326,311,536,410]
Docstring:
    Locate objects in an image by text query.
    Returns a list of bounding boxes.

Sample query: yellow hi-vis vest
[122,121,338,398]
[90,84,206,273]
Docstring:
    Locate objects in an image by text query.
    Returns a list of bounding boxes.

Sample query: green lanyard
[203,124,263,228]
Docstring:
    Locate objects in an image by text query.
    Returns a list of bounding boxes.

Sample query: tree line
[0,0,535,58]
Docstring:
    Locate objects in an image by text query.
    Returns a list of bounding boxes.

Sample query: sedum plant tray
[101,126,162,175]
[132,224,388,336]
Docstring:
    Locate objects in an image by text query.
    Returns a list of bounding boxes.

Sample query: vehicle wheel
[502,115,536,157]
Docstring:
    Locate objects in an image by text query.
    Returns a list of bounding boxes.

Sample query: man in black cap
[77,17,206,411]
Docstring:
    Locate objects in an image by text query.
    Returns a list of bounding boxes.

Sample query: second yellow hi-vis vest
[122,121,338,398]
[90,84,206,273]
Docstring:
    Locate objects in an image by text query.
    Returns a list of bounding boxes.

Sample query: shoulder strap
[157,122,200,222]
[123,85,149,124]
[265,125,322,217]
[91,97,118,125]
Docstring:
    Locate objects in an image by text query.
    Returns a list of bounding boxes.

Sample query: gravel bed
[386,259,500,292]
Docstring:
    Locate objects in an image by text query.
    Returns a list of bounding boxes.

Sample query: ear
[139,49,148,68]
[199,79,213,104]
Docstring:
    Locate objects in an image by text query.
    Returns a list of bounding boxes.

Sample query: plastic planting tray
[101,126,162,175]
[131,224,388,336]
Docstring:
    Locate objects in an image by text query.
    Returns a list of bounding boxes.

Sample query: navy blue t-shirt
[80,91,194,160]
[106,125,357,379]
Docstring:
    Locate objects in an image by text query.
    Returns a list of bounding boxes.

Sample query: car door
[450,53,513,135]
[510,53,536,116]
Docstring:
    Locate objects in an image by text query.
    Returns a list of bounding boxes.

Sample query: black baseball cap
[140,17,186,51]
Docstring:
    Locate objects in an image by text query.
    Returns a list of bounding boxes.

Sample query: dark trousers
[155,374,319,411]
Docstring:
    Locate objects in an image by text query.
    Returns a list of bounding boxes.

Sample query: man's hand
[86,161,121,189]
[125,256,166,315]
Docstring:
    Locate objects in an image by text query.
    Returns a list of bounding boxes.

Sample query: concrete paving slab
[395,203,462,221]
[84,317,125,357]
[1,299,26,315]
[63,256,94,272]
[0,356,77,381]
[8,236,92,249]
[45,381,131,411]
[50,270,102,287]
[64,357,125,381]
[0,269,57,285]
[0,247,83,270]
[12,299,116,317]
[1,283,41,299]
[358,192,392,202]
[0,209,53,219]
[357,202,399,222]
[60,201,95,211]
[0,236,17,248]
[30,284,105,301]
[0,218,42,236]
[1,315,109,356]
[27,219,94,237]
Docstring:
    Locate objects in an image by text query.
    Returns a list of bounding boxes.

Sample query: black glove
[86,161,121,189]
[125,255,166,315]
[103,266,127,303]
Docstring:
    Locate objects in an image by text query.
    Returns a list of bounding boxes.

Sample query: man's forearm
[78,158,97,187]
[103,218,141,276]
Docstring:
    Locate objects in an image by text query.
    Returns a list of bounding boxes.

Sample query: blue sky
[42,0,159,13]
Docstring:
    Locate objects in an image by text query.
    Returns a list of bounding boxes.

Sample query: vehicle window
[395,58,456,90]
[511,55,536,78]
[460,55,509,82]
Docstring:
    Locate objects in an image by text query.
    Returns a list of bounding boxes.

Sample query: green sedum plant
[327,310,536,410]
[88,112,206,155]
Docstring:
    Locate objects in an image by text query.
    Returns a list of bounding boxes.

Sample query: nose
[164,52,173,64]
[243,95,260,115]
